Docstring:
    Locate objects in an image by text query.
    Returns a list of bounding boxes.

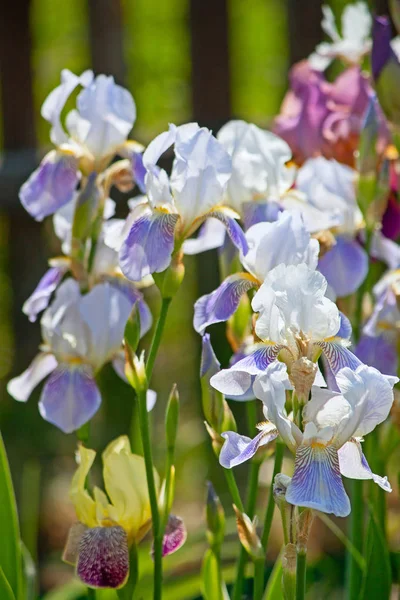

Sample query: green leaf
[201,549,228,600]
[21,543,36,600]
[41,580,86,600]
[0,568,16,600]
[263,556,283,600]
[0,433,23,600]
[360,508,392,600]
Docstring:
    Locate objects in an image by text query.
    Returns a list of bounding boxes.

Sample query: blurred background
[0,0,396,598]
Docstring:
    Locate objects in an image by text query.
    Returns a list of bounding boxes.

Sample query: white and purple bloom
[8,280,133,433]
[210,263,360,400]
[20,69,143,221]
[193,211,319,333]
[309,2,372,71]
[116,123,248,282]
[295,156,367,297]
[220,362,396,517]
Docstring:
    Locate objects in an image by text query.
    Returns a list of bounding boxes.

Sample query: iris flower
[220,363,396,517]
[20,69,144,221]
[210,263,360,399]
[64,437,185,588]
[114,123,248,282]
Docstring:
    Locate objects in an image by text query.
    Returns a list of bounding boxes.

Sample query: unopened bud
[125,350,147,391]
[200,335,224,431]
[221,399,237,434]
[153,252,185,299]
[71,172,101,242]
[289,358,317,403]
[206,482,225,550]
[165,384,179,451]
[233,505,263,561]
[313,230,336,258]
[124,304,141,354]
[273,473,291,506]
[204,422,224,456]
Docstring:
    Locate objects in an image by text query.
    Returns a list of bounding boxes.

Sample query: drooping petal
[317,340,362,378]
[338,440,391,492]
[119,212,179,282]
[318,237,368,297]
[206,208,248,255]
[337,311,353,340]
[19,150,79,221]
[200,333,220,379]
[22,266,67,322]
[194,273,258,333]
[105,279,153,338]
[161,515,187,557]
[77,526,129,589]
[286,445,351,517]
[70,446,97,528]
[210,345,281,398]
[242,201,282,230]
[39,363,101,433]
[7,353,57,402]
[182,218,227,255]
[219,426,278,468]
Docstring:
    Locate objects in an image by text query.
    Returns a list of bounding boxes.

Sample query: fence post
[287,0,322,65]
[87,0,126,83]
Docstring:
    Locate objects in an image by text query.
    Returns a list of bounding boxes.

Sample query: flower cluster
[7,1,400,597]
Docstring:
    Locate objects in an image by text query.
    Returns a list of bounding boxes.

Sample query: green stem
[253,559,265,600]
[224,469,244,512]
[146,297,172,382]
[246,401,260,519]
[295,550,307,600]
[261,441,285,549]
[346,479,364,600]
[87,588,96,599]
[137,386,162,600]
[76,421,90,445]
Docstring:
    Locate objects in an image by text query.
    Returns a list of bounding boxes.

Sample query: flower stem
[346,479,364,600]
[253,559,265,600]
[295,549,307,600]
[224,469,244,512]
[146,297,172,382]
[261,440,285,550]
[137,385,162,600]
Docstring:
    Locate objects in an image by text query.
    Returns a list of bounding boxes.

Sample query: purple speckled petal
[219,428,278,468]
[207,210,248,255]
[119,212,179,282]
[355,334,398,376]
[194,273,257,334]
[320,341,362,372]
[77,526,129,589]
[210,345,281,398]
[23,266,67,322]
[19,151,79,221]
[161,515,187,557]
[242,201,282,230]
[318,237,368,297]
[286,444,350,517]
[39,363,101,433]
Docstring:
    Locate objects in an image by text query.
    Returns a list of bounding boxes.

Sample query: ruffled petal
[206,208,248,255]
[219,427,278,468]
[318,237,368,297]
[119,212,179,282]
[338,440,391,492]
[193,273,257,333]
[39,363,101,433]
[210,345,281,398]
[23,266,67,322]
[76,526,129,589]
[7,353,57,402]
[19,150,79,221]
[286,444,351,517]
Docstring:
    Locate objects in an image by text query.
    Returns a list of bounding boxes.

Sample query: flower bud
[204,422,224,456]
[124,304,141,354]
[200,335,224,431]
[165,384,179,451]
[288,358,317,403]
[206,482,225,551]
[71,172,101,243]
[153,252,185,299]
[273,473,291,507]
[125,350,147,391]
[233,505,263,561]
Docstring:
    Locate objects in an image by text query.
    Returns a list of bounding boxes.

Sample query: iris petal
[77,526,129,589]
